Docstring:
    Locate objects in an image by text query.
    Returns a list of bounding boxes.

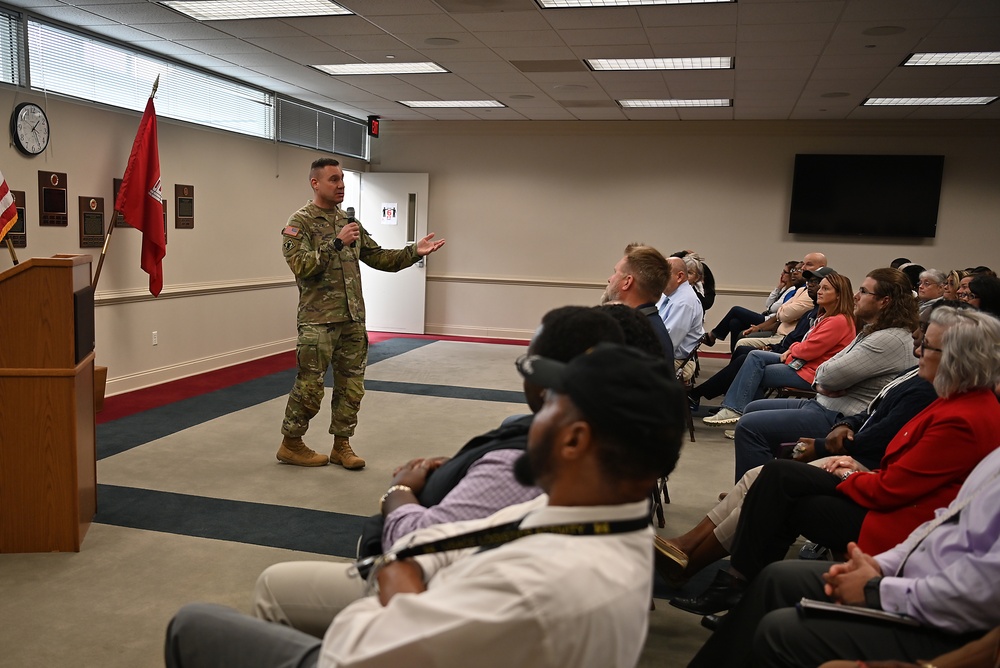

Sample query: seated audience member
[597,303,670,360]
[731,268,918,479]
[890,257,911,269]
[707,254,826,353]
[916,268,947,316]
[956,268,995,305]
[739,259,824,351]
[703,260,797,352]
[688,271,821,409]
[687,445,1000,668]
[968,275,1000,319]
[657,257,705,365]
[704,271,855,425]
[818,626,1000,668]
[165,344,686,668]
[602,243,675,360]
[656,327,937,587]
[958,273,976,302]
[349,305,626,559]
[897,263,925,294]
[674,251,716,312]
[670,306,1000,617]
[943,269,967,301]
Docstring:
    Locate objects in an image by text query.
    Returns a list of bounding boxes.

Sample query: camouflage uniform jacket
[281,201,420,325]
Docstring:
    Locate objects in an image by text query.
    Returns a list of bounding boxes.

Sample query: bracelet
[379,484,413,513]
[841,470,856,481]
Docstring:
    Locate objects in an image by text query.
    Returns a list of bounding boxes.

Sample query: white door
[358,172,430,334]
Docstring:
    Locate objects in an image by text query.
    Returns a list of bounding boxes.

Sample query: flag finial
[150,74,160,99]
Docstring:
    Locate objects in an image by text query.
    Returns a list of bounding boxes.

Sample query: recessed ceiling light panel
[539,0,732,7]
[398,100,505,108]
[618,98,731,107]
[904,52,1000,66]
[863,96,997,106]
[587,57,732,71]
[316,62,448,75]
[161,0,352,20]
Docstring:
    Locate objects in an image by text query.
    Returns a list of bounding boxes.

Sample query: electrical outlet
[152,331,158,346]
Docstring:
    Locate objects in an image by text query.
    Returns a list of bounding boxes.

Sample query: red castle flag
[115,95,165,296]
[0,170,18,243]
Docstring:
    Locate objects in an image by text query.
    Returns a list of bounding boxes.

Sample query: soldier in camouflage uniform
[278,158,446,468]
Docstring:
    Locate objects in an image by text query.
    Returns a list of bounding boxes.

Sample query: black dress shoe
[669,569,746,616]
[700,613,726,631]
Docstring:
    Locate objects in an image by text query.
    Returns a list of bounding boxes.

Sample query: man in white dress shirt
[658,257,705,378]
[164,343,686,668]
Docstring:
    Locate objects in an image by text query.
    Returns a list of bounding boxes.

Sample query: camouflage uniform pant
[281,321,368,439]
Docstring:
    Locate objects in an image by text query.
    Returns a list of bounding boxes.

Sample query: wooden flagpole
[4,236,17,265]
[92,75,159,291]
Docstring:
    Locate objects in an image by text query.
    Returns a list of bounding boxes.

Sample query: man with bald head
[658,256,705,363]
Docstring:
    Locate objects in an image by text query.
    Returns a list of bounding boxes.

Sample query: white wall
[371,120,1000,338]
[3,90,998,393]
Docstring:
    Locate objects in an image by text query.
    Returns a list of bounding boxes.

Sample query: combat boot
[330,436,365,470]
[276,436,328,467]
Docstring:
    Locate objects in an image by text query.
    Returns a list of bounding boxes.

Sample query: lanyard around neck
[351,514,650,580]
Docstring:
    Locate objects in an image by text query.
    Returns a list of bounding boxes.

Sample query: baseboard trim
[425,323,533,341]
[105,338,296,396]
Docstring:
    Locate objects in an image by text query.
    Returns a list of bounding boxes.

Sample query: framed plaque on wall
[79,196,105,248]
[38,171,68,226]
[175,184,194,229]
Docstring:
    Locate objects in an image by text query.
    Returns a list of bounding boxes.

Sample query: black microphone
[345,206,357,247]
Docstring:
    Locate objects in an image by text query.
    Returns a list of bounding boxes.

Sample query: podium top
[0,254,94,369]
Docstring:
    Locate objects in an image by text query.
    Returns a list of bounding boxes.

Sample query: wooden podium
[0,254,97,552]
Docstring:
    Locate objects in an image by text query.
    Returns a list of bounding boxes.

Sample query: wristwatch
[333,238,344,251]
[863,576,883,609]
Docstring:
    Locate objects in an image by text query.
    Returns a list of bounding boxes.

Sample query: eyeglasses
[857,287,880,296]
[957,290,977,301]
[789,268,803,274]
[918,338,944,354]
[918,280,941,287]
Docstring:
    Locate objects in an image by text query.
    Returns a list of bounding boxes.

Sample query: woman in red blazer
[671,305,1000,616]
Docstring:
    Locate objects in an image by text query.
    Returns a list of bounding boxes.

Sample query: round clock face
[10,102,50,156]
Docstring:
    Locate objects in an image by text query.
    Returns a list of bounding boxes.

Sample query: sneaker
[330,437,366,470]
[276,437,328,467]
[703,408,741,425]
[724,429,735,440]
[702,332,717,347]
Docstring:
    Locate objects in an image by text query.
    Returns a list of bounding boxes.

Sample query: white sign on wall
[381,202,398,225]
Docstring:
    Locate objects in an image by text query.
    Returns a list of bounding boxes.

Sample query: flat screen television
[788,154,944,238]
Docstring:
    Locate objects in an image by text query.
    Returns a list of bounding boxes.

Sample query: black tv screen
[788,154,944,238]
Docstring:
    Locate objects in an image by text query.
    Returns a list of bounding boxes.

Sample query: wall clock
[10,102,50,156]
